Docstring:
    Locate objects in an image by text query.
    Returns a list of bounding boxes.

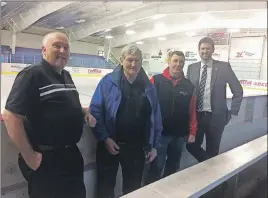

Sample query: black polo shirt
[115,71,152,144]
[5,59,84,147]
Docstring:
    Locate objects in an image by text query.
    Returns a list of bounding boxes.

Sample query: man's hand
[23,151,42,171]
[187,134,195,143]
[2,110,42,171]
[105,138,120,155]
[146,148,157,163]
[84,110,96,127]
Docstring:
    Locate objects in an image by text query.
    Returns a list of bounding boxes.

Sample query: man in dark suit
[186,37,243,162]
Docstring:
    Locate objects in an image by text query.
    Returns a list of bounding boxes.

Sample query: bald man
[3,32,96,198]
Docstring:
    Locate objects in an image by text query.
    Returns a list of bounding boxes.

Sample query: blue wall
[0,45,116,69]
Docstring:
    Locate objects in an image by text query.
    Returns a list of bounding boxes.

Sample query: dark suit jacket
[187,60,243,122]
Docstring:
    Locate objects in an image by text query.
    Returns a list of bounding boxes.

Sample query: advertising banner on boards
[1,63,28,73]
[239,79,267,90]
[1,63,113,77]
[229,37,264,60]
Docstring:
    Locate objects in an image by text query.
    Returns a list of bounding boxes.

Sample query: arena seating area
[0,45,117,69]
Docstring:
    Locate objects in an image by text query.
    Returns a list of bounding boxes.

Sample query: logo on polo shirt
[180,91,188,96]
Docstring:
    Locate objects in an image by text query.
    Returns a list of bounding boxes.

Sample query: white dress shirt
[199,59,213,112]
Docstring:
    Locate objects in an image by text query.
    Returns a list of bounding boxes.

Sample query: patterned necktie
[197,65,208,111]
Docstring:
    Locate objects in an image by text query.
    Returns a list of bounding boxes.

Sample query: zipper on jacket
[172,87,175,116]
[170,79,178,116]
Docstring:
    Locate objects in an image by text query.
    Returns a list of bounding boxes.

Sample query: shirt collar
[162,67,184,86]
[201,59,213,68]
[41,58,63,76]
[121,69,143,86]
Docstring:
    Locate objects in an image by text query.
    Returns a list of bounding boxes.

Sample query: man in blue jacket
[90,44,162,198]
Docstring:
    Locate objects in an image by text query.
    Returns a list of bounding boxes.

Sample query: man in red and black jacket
[147,50,197,183]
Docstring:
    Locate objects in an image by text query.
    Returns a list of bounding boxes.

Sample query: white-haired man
[3,32,96,198]
[90,44,162,198]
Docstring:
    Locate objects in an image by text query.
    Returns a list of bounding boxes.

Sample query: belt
[197,111,212,116]
[38,144,75,152]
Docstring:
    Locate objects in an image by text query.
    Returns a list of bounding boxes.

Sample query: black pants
[186,112,225,162]
[96,141,145,198]
[18,145,86,198]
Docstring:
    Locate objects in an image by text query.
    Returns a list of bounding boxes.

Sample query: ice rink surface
[1,74,267,113]
[1,74,102,112]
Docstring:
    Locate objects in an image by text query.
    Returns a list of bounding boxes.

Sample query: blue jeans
[147,135,185,184]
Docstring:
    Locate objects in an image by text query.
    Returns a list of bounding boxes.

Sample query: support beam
[7,2,73,33]
[111,15,267,47]
[110,2,267,47]
[11,32,16,54]
[67,2,159,42]
[68,1,266,42]
[104,39,110,60]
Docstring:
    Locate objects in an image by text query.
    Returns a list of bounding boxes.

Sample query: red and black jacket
[151,68,197,137]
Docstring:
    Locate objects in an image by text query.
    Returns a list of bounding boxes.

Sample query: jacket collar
[162,67,185,84]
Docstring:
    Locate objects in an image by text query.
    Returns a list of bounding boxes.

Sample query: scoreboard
[208,32,230,45]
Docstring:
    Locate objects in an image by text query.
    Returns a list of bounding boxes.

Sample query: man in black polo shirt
[2,32,96,198]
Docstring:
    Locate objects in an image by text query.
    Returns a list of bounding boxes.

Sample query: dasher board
[120,135,267,198]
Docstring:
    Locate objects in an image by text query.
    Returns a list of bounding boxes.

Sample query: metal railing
[108,53,120,66]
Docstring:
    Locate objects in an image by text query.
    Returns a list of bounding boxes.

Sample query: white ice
[1,74,267,113]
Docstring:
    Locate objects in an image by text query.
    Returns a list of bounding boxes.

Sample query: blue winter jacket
[89,66,163,150]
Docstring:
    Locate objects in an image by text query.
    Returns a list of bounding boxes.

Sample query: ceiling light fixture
[185,32,196,37]
[151,14,166,20]
[75,19,86,23]
[253,12,266,20]
[136,41,144,44]
[154,22,166,29]
[125,22,135,27]
[158,37,166,41]
[1,2,7,6]
[195,13,217,28]
[56,26,64,30]
[126,30,135,35]
[105,35,113,39]
[227,28,240,33]
[105,29,111,32]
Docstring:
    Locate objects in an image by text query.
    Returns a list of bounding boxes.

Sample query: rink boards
[1,63,267,113]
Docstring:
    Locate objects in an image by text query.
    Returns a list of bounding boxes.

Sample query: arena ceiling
[1,1,267,46]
